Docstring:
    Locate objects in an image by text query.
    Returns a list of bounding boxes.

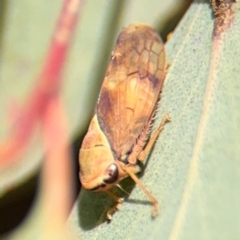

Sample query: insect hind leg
[112,114,170,218]
[138,113,171,162]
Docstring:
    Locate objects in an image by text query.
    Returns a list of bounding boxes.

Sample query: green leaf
[66,1,240,240]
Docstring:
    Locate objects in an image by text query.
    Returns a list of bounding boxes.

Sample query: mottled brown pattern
[210,0,236,36]
[97,24,165,160]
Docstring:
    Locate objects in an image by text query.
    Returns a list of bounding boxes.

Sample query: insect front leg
[123,166,159,217]
[106,191,123,220]
[138,114,171,162]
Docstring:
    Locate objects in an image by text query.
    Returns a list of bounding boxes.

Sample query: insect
[79,24,170,220]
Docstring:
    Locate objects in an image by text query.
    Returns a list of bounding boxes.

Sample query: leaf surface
[66,1,240,240]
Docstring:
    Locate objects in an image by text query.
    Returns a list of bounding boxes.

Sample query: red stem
[0,0,83,168]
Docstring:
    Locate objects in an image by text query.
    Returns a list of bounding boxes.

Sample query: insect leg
[106,191,123,220]
[138,114,171,162]
[123,166,158,216]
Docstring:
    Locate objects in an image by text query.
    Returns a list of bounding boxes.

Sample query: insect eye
[104,163,119,184]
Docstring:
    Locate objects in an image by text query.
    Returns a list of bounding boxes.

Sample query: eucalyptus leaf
[66,1,240,240]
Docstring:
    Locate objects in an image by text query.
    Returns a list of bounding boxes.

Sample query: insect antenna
[116,184,130,196]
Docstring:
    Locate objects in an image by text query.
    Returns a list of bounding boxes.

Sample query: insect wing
[96,24,165,160]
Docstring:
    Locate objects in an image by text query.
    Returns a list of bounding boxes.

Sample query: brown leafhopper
[79,24,170,220]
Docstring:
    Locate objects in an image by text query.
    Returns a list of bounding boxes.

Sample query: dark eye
[104,163,119,184]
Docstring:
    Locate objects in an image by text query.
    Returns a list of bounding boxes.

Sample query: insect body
[79,24,170,219]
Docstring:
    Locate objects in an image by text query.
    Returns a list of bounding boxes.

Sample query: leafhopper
[79,24,170,219]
